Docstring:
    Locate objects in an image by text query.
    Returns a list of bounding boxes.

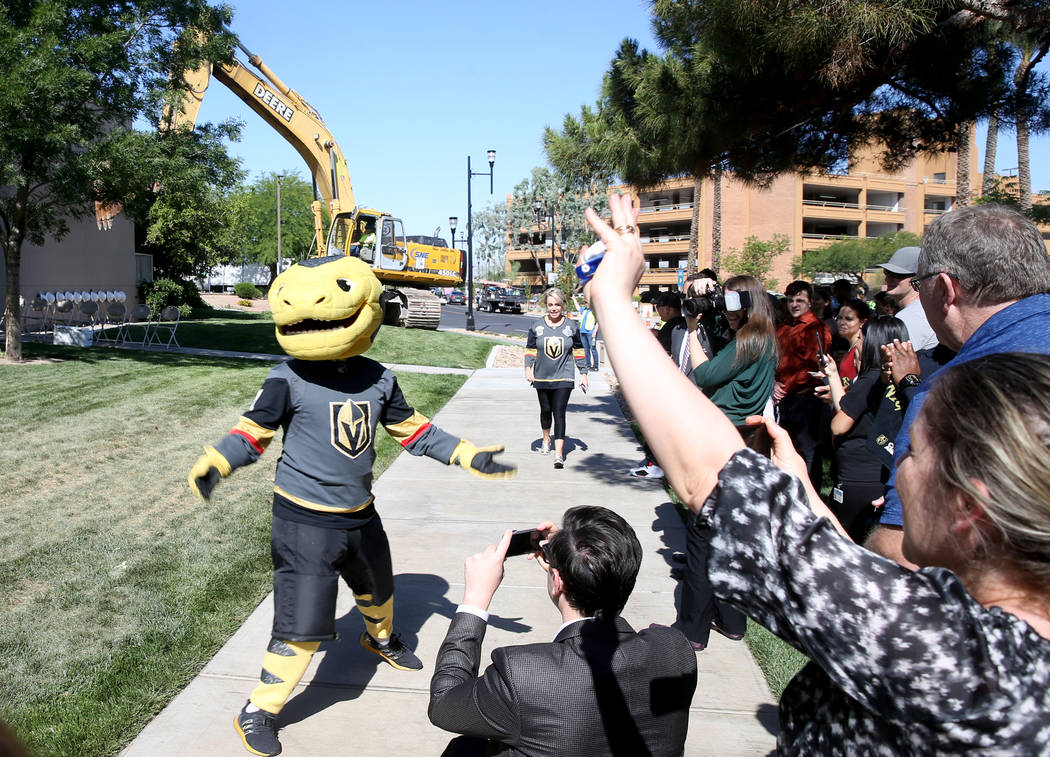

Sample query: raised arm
[584,196,743,510]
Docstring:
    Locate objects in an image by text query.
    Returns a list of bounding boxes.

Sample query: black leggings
[536,386,572,440]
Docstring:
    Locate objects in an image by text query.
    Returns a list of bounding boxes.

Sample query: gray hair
[919,204,1050,307]
[922,353,1050,589]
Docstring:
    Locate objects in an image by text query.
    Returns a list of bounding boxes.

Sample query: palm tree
[687,175,702,275]
[955,121,973,207]
[712,167,723,273]
[982,111,999,196]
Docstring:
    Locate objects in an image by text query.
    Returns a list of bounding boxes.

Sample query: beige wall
[2,209,138,308]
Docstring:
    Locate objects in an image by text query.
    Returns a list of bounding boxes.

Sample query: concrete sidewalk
[122,366,778,756]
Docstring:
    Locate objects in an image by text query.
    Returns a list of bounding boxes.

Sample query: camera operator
[674,274,779,650]
[681,269,732,359]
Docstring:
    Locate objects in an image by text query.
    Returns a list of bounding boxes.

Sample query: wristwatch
[899,373,921,388]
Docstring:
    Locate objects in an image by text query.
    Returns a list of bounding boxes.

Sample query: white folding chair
[149,305,182,349]
[96,302,127,344]
[77,301,100,334]
[21,296,48,336]
[124,304,153,346]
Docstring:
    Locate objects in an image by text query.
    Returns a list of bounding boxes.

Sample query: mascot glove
[451,440,517,480]
[188,446,232,501]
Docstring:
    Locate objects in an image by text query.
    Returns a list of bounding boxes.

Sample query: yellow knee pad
[249,638,320,715]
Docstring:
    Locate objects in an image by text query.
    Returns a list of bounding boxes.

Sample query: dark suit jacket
[428,612,697,757]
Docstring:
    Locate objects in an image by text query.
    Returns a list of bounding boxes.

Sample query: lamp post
[465,149,495,331]
[275,174,284,273]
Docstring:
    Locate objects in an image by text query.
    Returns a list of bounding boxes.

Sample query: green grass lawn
[159,308,494,369]
[0,344,465,756]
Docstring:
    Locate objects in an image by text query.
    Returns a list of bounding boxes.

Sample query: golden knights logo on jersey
[331,400,372,458]
[544,337,564,360]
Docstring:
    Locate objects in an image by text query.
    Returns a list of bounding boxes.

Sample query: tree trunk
[1014,46,1037,212]
[687,174,702,275]
[2,185,28,362]
[982,112,999,196]
[1016,117,1031,211]
[711,168,723,274]
[955,121,973,207]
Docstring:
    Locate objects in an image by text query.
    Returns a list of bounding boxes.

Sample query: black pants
[536,386,572,440]
[675,511,746,645]
[777,391,828,492]
[833,480,883,544]
[271,513,393,641]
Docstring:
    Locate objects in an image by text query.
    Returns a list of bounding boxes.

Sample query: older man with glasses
[877,246,939,350]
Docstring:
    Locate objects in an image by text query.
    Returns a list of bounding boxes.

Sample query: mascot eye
[337,278,353,292]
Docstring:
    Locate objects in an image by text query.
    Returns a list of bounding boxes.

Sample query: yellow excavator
[165,31,460,329]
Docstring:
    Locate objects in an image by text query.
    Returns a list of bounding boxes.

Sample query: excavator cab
[378,218,407,271]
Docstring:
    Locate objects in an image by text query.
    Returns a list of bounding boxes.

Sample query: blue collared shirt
[880,294,1050,525]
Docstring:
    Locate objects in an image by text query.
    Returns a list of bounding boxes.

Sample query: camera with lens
[682,279,751,318]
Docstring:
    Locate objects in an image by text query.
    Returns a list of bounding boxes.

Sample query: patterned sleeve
[524,324,537,370]
[705,449,1014,722]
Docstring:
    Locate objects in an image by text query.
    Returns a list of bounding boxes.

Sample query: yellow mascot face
[269,255,384,360]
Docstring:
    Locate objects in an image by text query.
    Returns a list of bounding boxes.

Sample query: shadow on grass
[20,342,279,370]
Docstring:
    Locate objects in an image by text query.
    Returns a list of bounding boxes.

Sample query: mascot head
[269,255,384,360]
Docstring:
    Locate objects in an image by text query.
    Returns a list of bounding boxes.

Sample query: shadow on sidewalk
[278,572,531,726]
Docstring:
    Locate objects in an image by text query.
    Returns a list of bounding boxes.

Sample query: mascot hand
[188,446,232,501]
[451,440,517,480]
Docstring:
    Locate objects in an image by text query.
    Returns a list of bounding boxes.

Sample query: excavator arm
[165,34,356,254]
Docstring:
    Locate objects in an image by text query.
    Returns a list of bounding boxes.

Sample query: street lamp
[465,149,495,331]
[448,216,457,249]
[275,174,284,273]
[534,200,556,287]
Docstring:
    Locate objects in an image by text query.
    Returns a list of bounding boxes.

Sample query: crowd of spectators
[554,194,1050,755]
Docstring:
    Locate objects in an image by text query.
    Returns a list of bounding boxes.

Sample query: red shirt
[776,311,833,394]
[839,343,860,383]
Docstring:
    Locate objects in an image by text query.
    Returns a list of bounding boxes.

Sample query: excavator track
[398,288,441,330]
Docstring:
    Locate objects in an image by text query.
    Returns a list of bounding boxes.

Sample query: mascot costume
[188,255,514,757]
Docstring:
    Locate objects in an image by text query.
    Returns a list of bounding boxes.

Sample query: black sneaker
[235,702,281,756]
[553,453,565,469]
[360,632,423,671]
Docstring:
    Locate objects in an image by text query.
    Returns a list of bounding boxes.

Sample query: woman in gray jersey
[524,288,588,468]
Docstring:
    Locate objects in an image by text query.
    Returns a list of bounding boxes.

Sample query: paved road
[439,303,537,337]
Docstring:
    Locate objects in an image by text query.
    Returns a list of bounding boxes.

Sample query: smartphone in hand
[505,528,541,557]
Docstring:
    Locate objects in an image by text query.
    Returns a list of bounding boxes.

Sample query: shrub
[237,299,252,308]
[142,278,197,318]
[234,282,262,299]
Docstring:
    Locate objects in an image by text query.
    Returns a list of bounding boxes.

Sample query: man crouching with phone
[428,506,697,756]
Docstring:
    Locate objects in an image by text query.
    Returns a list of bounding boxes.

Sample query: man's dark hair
[545,506,642,621]
[657,291,682,311]
[698,268,718,281]
[784,280,813,300]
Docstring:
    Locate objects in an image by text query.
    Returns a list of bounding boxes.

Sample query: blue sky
[196,0,1050,242]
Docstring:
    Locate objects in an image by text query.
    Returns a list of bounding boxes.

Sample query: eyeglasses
[909,271,956,292]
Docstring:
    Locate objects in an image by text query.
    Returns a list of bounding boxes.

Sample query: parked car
[448,290,466,304]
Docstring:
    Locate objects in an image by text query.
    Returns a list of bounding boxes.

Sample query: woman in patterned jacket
[584,193,1050,755]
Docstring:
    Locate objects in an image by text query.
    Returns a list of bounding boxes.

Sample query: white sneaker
[629,463,664,479]
[554,453,565,469]
[538,441,551,455]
